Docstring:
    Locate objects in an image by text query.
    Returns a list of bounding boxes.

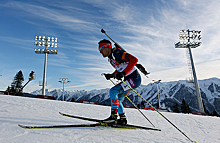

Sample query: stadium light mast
[35,36,58,96]
[59,78,71,101]
[175,29,204,113]
[153,80,162,109]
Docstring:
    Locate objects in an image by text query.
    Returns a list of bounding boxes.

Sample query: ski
[113,124,161,131]
[59,112,102,123]
[59,112,161,131]
[18,112,160,131]
[18,123,161,131]
[18,123,99,129]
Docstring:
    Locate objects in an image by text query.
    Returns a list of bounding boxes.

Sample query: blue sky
[1,0,220,93]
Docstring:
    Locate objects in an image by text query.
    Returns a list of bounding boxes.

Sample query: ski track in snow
[0,95,220,143]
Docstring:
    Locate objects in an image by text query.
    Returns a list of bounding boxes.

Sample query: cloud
[5,1,99,33]
[2,0,220,93]
[79,0,220,85]
[0,36,33,51]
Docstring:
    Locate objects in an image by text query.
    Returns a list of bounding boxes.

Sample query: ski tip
[150,128,161,131]
[59,112,65,115]
[59,112,71,117]
[156,128,161,131]
[18,124,27,129]
[18,124,39,129]
[18,124,23,127]
[59,112,69,117]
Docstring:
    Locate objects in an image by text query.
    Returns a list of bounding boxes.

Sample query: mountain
[31,77,220,115]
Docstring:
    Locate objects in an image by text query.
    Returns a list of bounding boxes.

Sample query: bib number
[121,78,136,91]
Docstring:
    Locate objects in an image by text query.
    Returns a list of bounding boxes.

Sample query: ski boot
[102,109,118,124]
[117,113,127,126]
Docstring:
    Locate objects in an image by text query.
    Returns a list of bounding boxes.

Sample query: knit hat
[98,39,112,52]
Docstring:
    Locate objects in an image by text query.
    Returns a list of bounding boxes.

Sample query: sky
[1,0,220,93]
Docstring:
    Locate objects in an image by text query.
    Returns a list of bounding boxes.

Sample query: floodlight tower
[153,80,162,109]
[35,36,58,96]
[59,78,71,101]
[175,29,204,113]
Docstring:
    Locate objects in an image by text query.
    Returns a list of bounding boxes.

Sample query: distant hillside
[31,77,220,115]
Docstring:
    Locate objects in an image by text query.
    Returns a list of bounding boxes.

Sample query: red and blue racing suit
[108,48,141,115]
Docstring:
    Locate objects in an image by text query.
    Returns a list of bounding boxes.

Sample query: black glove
[104,74,114,80]
[115,71,125,80]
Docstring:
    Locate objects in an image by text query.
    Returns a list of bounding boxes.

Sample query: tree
[6,86,15,95]
[210,110,218,117]
[156,102,159,109]
[6,86,10,92]
[137,101,145,109]
[181,99,191,114]
[8,70,24,95]
[137,104,140,109]
[71,98,75,102]
[141,101,145,109]
[173,102,180,113]
[203,100,210,115]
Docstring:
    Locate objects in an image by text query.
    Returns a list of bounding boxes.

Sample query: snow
[0,95,219,143]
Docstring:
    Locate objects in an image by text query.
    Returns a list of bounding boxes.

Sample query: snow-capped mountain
[31,77,220,115]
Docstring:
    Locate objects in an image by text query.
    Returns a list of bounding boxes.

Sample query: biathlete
[98,39,141,126]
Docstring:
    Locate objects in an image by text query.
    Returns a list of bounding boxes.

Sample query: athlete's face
[100,48,111,58]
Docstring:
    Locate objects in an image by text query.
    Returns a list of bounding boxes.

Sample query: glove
[115,71,125,80]
[104,74,114,80]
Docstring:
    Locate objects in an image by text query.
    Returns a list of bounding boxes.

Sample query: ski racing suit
[108,48,141,115]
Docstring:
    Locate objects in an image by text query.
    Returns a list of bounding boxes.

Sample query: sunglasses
[99,43,111,52]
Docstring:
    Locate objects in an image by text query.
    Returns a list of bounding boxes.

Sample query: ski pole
[121,80,195,143]
[101,73,155,127]
[108,78,155,127]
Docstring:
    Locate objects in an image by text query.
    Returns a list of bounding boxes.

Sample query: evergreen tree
[141,101,145,109]
[210,110,218,117]
[156,102,159,109]
[181,99,191,113]
[6,86,10,92]
[7,85,16,95]
[186,104,191,113]
[9,70,24,95]
[173,102,180,113]
[203,101,209,115]
[71,98,75,102]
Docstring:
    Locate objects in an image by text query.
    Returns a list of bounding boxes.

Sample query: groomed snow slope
[0,95,219,143]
